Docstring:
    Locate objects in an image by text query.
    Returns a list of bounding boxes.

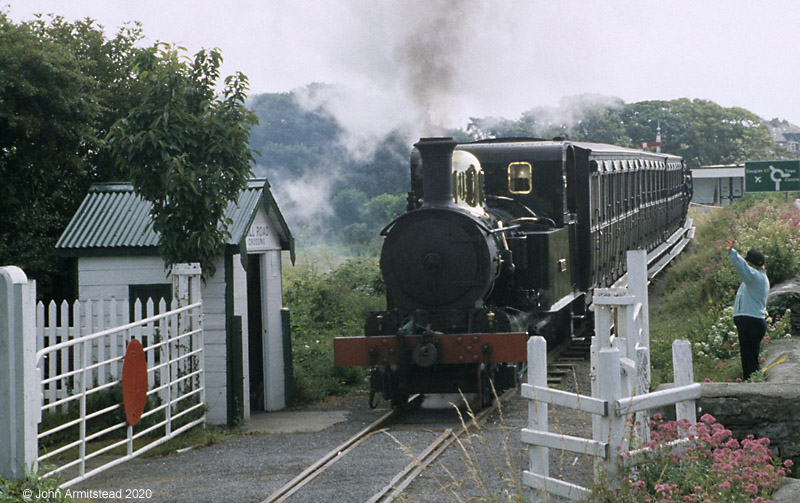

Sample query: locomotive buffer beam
[334,332,527,367]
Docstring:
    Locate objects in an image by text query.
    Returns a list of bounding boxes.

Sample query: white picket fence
[522,250,701,501]
[37,297,164,408]
[33,264,205,488]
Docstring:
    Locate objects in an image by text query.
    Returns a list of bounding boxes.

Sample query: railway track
[265,324,591,503]
[266,238,707,503]
[261,389,515,503]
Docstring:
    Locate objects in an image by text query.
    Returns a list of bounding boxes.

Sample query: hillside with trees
[248,90,793,253]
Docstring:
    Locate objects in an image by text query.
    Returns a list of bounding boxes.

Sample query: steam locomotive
[334,137,690,408]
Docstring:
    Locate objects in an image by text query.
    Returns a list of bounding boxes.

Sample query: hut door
[247,254,265,410]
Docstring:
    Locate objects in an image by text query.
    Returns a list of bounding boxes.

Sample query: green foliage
[0,12,147,298]
[107,45,258,278]
[650,197,800,386]
[692,306,791,365]
[247,87,342,179]
[330,189,406,253]
[0,471,72,502]
[284,258,384,401]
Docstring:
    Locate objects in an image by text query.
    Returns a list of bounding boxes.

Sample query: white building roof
[691,165,744,179]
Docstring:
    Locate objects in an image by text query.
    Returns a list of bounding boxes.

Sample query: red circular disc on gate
[122,339,148,426]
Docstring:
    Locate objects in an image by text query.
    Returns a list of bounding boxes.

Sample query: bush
[284,258,383,402]
[588,414,792,503]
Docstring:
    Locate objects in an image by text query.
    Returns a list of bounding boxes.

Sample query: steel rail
[261,394,422,503]
[367,388,516,503]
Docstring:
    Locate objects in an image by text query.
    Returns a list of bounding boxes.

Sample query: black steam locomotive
[334,137,690,408]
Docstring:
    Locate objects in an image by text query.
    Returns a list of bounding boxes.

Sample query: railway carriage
[335,137,690,408]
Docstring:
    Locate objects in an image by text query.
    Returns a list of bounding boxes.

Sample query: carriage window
[508,162,532,194]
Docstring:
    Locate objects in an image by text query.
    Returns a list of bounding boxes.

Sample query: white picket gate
[33,263,205,488]
[521,250,702,501]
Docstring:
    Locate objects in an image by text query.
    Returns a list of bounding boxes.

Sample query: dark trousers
[734,315,767,380]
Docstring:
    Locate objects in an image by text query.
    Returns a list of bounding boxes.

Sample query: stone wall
[697,383,800,464]
[697,337,800,467]
[768,277,800,336]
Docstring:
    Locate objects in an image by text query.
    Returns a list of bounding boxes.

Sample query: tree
[0,12,146,298]
[247,87,342,179]
[466,97,790,169]
[107,45,258,278]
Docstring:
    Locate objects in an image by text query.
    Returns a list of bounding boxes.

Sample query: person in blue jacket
[726,239,770,380]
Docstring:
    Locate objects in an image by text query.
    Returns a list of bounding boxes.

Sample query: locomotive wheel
[392,391,410,410]
[479,366,495,409]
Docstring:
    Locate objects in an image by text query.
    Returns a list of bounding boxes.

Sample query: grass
[649,196,800,387]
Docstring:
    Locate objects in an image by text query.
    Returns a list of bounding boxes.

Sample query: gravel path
[70,360,594,503]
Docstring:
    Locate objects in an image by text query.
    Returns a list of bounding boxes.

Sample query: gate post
[0,266,38,480]
[171,263,202,307]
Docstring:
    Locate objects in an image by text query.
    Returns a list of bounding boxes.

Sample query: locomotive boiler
[334,136,690,408]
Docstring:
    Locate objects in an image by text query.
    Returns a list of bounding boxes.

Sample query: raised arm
[728,248,762,285]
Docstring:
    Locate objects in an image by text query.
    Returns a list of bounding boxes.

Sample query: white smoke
[522,94,625,130]
[292,0,487,160]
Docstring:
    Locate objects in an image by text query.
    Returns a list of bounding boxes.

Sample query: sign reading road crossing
[744,160,800,192]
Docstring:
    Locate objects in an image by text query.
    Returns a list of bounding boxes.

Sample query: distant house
[690,164,744,206]
[765,118,800,156]
[56,180,295,425]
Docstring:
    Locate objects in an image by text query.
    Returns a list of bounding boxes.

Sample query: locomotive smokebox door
[381,137,499,311]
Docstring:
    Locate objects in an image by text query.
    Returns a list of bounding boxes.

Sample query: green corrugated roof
[56,179,295,263]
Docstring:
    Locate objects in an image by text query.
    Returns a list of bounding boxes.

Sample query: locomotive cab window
[508,162,532,194]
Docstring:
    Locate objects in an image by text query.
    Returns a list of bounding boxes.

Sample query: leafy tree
[364,193,405,223]
[345,132,410,198]
[467,97,791,169]
[0,12,146,298]
[107,45,258,278]
[331,188,369,228]
[247,87,342,179]
[621,99,788,168]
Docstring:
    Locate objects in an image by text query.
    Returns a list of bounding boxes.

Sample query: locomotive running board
[612,219,695,288]
[333,332,527,367]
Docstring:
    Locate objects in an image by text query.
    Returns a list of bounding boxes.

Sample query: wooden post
[597,347,624,480]
[627,250,651,443]
[626,250,649,390]
[591,299,614,448]
[0,266,38,480]
[526,336,549,502]
[672,339,697,425]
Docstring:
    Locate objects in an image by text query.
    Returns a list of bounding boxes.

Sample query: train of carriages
[334,136,691,408]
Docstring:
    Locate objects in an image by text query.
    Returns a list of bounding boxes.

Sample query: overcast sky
[6,0,800,132]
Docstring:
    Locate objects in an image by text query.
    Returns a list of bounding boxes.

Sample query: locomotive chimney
[414,137,458,208]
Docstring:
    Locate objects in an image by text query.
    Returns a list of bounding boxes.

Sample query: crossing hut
[55,179,295,425]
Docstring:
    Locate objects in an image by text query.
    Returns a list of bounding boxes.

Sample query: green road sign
[744,160,800,192]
